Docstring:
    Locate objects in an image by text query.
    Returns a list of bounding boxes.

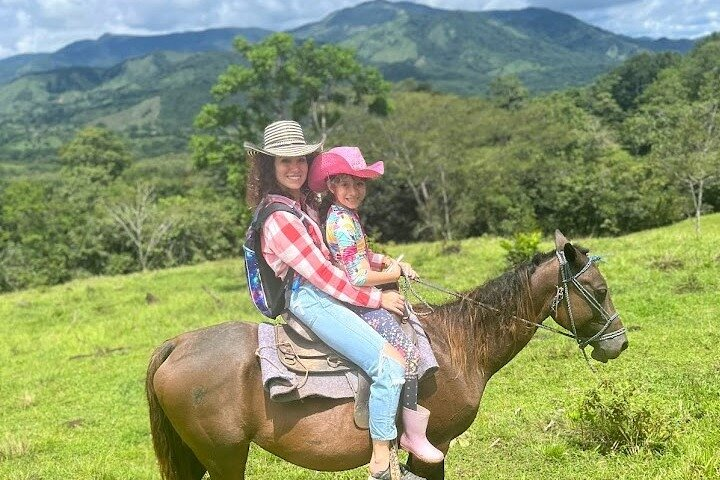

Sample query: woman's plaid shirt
[260,194,383,308]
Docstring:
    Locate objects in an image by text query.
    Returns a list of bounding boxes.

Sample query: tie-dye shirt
[325,203,384,286]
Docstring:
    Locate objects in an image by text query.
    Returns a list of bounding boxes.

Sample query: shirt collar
[266,193,302,210]
[332,202,359,217]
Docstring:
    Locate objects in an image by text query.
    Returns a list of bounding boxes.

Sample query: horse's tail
[146,341,205,480]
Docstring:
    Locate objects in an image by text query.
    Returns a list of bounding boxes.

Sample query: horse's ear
[563,241,578,263]
[555,229,578,263]
[554,230,569,252]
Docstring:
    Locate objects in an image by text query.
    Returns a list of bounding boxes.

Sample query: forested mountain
[1,23,718,292]
[0,28,270,84]
[0,50,242,161]
[0,0,697,163]
[291,1,693,93]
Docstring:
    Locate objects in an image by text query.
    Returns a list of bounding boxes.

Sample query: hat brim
[308,156,384,193]
[243,140,324,158]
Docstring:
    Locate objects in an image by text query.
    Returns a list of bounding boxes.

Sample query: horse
[145,231,628,480]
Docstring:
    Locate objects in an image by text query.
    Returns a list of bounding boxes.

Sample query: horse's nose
[620,339,629,351]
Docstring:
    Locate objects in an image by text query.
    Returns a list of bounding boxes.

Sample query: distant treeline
[1,34,719,292]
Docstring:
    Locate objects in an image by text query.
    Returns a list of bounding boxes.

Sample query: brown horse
[146,231,628,480]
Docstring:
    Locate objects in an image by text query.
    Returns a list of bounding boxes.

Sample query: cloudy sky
[1,0,717,59]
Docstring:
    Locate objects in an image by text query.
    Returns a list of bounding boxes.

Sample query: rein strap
[405,252,625,356]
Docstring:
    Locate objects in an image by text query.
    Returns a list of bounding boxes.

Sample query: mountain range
[0,0,698,163]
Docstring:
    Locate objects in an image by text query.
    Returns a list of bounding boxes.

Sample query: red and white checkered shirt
[260,194,382,308]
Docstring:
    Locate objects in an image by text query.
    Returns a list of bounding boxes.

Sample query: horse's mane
[427,250,559,378]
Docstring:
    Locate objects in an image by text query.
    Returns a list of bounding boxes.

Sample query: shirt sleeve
[367,250,385,270]
[326,209,371,286]
[262,211,382,308]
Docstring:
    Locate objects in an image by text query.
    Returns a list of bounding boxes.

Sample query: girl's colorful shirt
[325,203,384,286]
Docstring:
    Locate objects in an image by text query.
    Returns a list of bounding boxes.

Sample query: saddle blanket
[256,314,439,402]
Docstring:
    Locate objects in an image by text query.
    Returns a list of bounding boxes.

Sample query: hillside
[0,1,696,164]
[0,27,271,84]
[1,214,718,478]
[0,50,243,161]
[291,1,694,94]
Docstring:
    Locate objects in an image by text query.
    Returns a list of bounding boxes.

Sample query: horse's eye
[595,288,607,303]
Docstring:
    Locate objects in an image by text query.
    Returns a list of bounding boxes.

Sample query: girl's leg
[351,306,444,464]
[350,306,420,405]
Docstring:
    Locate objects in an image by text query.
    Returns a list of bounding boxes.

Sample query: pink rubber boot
[399,406,444,463]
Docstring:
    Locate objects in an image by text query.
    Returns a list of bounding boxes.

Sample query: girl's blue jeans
[288,282,405,440]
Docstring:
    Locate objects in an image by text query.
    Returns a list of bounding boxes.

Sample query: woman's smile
[275,156,308,197]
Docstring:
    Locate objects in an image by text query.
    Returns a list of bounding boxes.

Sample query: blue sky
[0,0,717,59]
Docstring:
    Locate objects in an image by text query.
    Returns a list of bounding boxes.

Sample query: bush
[500,231,541,267]
[567,379,676,455]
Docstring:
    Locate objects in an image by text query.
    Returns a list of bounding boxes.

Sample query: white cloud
[0,0,717,60]
[573,0,719,38]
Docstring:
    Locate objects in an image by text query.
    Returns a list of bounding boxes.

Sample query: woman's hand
[380,290,405,316]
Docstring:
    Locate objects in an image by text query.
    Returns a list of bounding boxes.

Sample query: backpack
[243,202,302,318]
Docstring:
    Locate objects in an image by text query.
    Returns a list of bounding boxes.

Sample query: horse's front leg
[406,442,449,480]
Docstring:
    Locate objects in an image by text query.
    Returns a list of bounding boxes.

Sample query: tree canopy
[190,32,389,195]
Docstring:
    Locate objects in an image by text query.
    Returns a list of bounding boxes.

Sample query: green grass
[2,215,720,479]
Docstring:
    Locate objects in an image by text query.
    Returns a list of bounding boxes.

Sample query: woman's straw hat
[308,146,384,193]
[243,120,324,158]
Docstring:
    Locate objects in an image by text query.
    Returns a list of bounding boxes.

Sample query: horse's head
[548,230,628,363]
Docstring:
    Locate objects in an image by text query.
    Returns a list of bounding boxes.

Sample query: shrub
[500,231,541,267]
[567,379,676,455]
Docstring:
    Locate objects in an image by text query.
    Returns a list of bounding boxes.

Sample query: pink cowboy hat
[308,146,384,193]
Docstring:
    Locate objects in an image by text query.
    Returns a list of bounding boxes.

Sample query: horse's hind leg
[204,442,250,480]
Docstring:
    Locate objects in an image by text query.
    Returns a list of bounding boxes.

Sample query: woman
[244,120,424,480]
[308,146,444,464]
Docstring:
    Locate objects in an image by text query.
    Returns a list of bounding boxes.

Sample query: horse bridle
[552,251,626,349]
[404,250,626,354]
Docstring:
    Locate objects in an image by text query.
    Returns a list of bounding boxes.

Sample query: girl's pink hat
[308,146,384,193]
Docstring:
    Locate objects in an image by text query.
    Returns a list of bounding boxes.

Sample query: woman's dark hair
[318,192,334,224]
[245,152,320,211]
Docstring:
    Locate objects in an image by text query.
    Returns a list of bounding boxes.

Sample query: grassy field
[1,215,719,479]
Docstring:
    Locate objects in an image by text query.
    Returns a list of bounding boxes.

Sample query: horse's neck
[484,258,558,374]
[424,257,559,394]
[418,258,560,442]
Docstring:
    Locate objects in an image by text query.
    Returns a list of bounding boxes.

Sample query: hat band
[265,139,310,149]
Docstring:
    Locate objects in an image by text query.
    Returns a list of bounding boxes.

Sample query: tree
[107,184,174,271]
[334,92,488,242]
[654,100,720,236]
[190,32,389,195]
[628,36,720,235]
[487,75,528,110]
[59,126,133,181]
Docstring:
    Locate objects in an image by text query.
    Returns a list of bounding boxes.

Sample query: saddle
[275,311,417,430]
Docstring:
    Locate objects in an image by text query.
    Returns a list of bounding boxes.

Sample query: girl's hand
[398,262,417,280]
[384,261,402,280]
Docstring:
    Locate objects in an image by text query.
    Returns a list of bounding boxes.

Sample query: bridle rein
[405,250,626,360]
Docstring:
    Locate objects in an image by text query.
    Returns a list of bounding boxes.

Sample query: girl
[308,146,444,464]
[244,122,424,480]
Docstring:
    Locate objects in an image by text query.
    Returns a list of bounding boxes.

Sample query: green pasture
[1,215,719,479]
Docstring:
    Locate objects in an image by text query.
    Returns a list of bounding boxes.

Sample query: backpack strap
[254,203,299,229]
[252,202,304,303]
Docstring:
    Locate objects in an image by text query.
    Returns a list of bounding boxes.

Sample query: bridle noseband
[553,251,626,349]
